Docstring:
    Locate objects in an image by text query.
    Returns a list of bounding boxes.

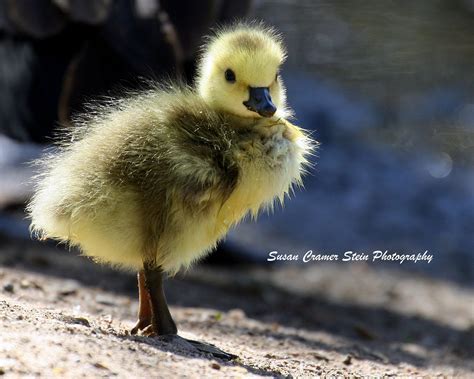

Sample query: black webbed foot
[159,334,237,360]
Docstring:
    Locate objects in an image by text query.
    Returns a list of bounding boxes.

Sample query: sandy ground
[0,237,473,378]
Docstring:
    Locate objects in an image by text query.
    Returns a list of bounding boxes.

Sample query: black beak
[243,87,277,118]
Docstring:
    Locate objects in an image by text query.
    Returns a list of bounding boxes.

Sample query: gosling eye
[225,69,236,83]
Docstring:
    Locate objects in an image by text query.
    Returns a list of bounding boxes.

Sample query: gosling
[28,23,314,359]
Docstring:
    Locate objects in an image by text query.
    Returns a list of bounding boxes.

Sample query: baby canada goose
[28,23,314,359]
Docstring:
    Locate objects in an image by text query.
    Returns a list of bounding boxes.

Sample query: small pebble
[3,284,14,293]
[343,355,352,365]
[20,280,31,289]
[93,362,108,370]
[211,362,221,370]
[61,315,91,327]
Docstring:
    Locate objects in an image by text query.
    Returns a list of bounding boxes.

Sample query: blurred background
[1,0,472,283]
[0,1,473,375]
[230,0,474,285]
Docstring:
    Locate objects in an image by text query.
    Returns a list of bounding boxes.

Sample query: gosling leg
[142,262,236,360]
[143,263,177,335]
[130,270,153,335]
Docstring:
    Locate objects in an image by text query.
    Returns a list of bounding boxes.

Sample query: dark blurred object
[0,0,112,37]
[0,0,252,142]
[161,0,253,80]
[0,135,42,209]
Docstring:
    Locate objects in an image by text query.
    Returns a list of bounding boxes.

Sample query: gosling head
[196,23,288,119]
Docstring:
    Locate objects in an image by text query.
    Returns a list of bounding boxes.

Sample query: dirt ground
[0,237,473,378]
